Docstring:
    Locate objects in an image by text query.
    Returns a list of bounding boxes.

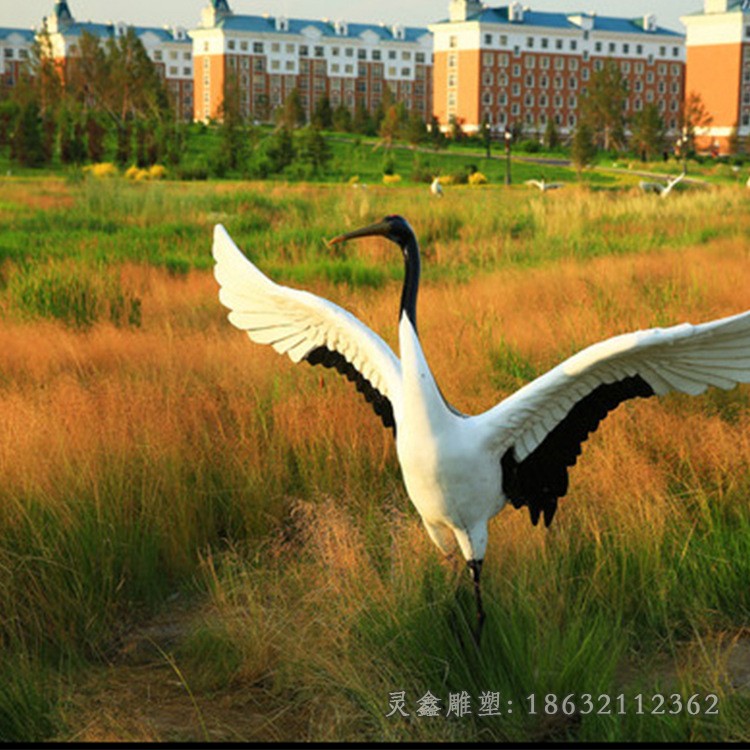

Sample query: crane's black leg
[467,559,485,647]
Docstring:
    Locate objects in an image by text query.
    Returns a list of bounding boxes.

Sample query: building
[40,1,194,120]
[681,0,750,154]
[429,0,685,138]
[1,27,34,90]
[190,0,433,123]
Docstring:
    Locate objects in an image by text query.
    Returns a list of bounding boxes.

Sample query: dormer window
[276,16,288,32]
[392,24,405,41]
[335,20,348,36]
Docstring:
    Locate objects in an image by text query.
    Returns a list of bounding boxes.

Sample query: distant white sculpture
[525,178,563,192]
[639,171,686,198]
[430,176,443,197]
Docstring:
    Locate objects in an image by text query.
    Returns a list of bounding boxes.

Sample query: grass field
[1,172,749,742]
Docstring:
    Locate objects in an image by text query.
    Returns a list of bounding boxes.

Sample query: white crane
[430,176,443,197]
[639,171,686,198]
[213,216,750,643]
[525,178,563,192]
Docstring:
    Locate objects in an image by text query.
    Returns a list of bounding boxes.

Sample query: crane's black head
[328,215,416,252]
[328,216,421,328]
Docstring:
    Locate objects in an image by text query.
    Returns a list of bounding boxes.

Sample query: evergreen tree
[12,101,47,167]
[406,112,427,147]
[379,104,401,148]
[543,117,559,150]
[571,122,597,175]
[296,125,331,175]
[267,126,295,172]
[312,96,333,129]
[630,103,665,161]
[59,105,86,164]
[281,88,306,130]
[353,102,373,135]
[332,104,353,132]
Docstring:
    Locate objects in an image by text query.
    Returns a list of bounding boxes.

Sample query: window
[671,64,680,76]
[524,92,534,106]
[498,72,508,86]
[621,61,630,74]
[623,43,629,54]
[314,46,324,57]
[540,75,548,88]
[448,53,457,68]
[449,35,458,48]
[512,82,520,96]
[524,55,535,68]
[539,93,547,106]
[569,58,578,70]
[183,51,191,60]
[154,50,163,61]
[498,92,507,105]
[582,67,589,81]
[373,50,381,61]
[346,47,354,57]
[170,50,178,60]
[483,52,494,66]
[512,63,521,76]
[169,66,178,75]
[659,46,666,56]
[271,42,280,53]
[569,77,577,89]
[554,57,564,70]
[270,60,280,71]
[416,52,425,63]
[555,39,563,50]
[570,40,577,51]
[484,33,493,45]
[500,35,508,46]
[672,47,680,57]
[227,40,235,51]
[527,36,534,48]
[525,73,534,87]
[635,61,644,74]
[358,49,366,59]
[595,41,602,52]
[541,38,549,49]
[183,67,191,75]
[240,41,248,51]
[254,42,264,53]
[636,44,643,55]
[540,56,550,69]
[388,50,396,60]
[609,42,615,53]
[403,51,411,60]
[499,53,509,67]
[332,46,340,56]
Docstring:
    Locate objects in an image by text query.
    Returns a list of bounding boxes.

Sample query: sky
[3,1,701,34]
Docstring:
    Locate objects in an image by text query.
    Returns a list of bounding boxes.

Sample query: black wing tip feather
[502,374,654,528]
[304,345,396,434]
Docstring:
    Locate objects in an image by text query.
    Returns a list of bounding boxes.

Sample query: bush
[517,139,542,153]
[83,162,118,179]
[468,171,488,186]
[382,173,402,185]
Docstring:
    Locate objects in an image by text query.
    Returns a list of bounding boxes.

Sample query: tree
[267,126,295,172]
[406,112,427,147]
[571,122,596,176]
[312,96,333,129]
[449,114,465,142]
[379,104,401,148]
[85,112,106,162]
[679,90,713,152]
[353,102,373,135]
[59,105,86,164]
[428,115,447,150]
[218,70,248,170]
[11,101,47,167]
[280,88,306,130]
[543,117,559,150]
[581,61,627,152]
[296,125,331,175]
[332,104,352,132]
[630,104,666,161]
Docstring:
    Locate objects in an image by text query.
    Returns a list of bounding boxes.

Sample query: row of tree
[1,27,186,167]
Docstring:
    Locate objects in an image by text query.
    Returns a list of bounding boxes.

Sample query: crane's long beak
[328,219,391,246]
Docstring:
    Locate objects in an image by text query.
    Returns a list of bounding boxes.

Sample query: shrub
[148,164,167,180]
[84,162,118,179]
[382,173,402,185]
[468,171,488,186]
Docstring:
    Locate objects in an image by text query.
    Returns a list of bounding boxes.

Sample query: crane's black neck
[398,232,420,330]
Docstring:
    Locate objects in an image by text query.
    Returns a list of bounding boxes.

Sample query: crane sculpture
[213,216,750,644]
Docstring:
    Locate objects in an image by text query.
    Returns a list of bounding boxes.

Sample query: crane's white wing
[472,311,750,525]
[212,224,402,431]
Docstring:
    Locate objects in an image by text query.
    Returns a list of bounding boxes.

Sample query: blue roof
[55,21,187,43]
[469,6,683,37]
[0,27,35,42]
[216,14,429,43]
